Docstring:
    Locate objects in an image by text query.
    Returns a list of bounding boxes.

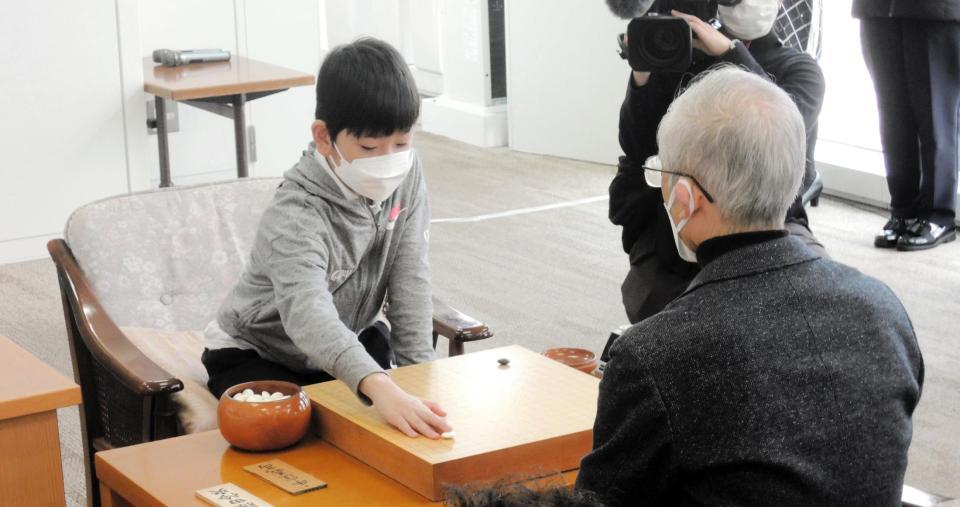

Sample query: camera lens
[653,28,682,52]
[639,23,688,67]
[627,15,694,72]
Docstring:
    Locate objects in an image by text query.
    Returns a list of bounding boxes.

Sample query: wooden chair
[431,300,492,356]
[48,178,492,506]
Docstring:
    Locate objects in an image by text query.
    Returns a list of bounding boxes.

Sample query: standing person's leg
[897,20,960,250]
[860,18,922,247]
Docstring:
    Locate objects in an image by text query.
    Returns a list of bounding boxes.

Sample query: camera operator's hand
[633,71,651,87]
[671,10,734,57]
[622,35,651,87]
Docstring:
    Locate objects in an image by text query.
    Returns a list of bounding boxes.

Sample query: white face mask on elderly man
[331,143,413,203]
[664,179,699,263]
[718,0,780,41]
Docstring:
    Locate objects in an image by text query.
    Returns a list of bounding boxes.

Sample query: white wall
[0,0,326,264]
[439,0,492,107]
[505,0,626,165]
[322,0,444,95]
[0,0,451,264]
[242,0,323,177]
[0,1,130,262]
[503,1,959,216]
[133,0,241,186]
[127,0,323,184]
[406,0,444,95]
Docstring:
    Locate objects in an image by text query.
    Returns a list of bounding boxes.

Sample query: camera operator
[609,0,827,327]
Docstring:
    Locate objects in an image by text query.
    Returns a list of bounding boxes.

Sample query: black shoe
[896,220,957,251]
[874,217,915,248]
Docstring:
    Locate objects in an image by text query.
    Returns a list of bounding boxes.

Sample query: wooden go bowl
[218,380,312,451]
[541,347,599,374]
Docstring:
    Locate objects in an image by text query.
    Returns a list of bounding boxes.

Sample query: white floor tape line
[431,195,609,224]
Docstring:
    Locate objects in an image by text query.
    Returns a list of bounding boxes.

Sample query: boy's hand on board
[360,372,452,438]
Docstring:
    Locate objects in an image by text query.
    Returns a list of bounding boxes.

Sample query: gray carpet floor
[1,131,957,505]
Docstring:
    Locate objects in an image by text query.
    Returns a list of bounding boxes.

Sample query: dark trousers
[202,322,394,399]
[861,18,960,225]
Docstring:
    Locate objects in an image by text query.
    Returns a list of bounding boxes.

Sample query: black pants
[861,18,960,226]
[202,322,394,399]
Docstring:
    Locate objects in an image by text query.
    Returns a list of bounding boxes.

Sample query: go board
[305,345,599,501]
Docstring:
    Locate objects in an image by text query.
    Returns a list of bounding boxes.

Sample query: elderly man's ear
[671,181,706,221]
[312,120,333,157]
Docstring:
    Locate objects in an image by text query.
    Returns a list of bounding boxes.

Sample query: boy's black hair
[315,37,420,142]
[444,480,606,507]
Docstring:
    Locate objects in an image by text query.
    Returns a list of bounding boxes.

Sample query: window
[816,0,884,176]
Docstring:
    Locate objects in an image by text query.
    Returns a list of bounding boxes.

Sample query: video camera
[615,0,742,72]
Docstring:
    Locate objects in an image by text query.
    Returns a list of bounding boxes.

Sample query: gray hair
[657,65,806,229]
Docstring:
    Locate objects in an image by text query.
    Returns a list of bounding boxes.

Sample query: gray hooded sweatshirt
[215,143,435,398]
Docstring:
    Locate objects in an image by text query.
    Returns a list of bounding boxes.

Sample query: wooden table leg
[99,482,134,507]
[232,93,248,178]
[0,411,67,506]
[155,96,172,188]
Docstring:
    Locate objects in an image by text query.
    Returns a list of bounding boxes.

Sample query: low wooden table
[143,56,315,187]
[95,430,577,506]
[0,335,82,506]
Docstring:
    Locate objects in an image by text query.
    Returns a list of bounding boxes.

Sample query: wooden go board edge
[311,405,436,500]
[430,430,592,501]
[312,399,591,502]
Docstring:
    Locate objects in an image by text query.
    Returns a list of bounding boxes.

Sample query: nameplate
[243,459,327,495]
[195,483,273,507]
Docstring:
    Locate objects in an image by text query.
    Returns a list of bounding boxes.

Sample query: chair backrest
[64,178,281,331]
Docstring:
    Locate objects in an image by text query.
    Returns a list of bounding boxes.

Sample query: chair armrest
[47,239,183,397]
[432,296,493,343]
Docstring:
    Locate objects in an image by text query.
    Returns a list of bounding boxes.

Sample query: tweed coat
[576,236,924,506]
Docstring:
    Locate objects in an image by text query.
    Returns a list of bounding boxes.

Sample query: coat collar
[682,235,820,296]
[744,31,783,52]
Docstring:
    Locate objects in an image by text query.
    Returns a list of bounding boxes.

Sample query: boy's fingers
[420,408,453,433]
[410,416,440,439]
[423,400,447,417]
[391,416,419,438]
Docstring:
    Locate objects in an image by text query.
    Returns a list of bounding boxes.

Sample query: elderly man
[576,67,924,506]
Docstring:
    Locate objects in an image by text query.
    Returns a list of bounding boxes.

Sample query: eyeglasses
[642,155,715,203]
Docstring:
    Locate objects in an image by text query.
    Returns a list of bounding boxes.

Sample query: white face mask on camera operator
[719,0,780,41]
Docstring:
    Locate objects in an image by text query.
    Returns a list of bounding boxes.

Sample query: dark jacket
[576,235,924,506]
[853,0,960,22]
[609,32,825,274]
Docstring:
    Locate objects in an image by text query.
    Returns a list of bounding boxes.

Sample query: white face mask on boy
[664,179,698,263]
[719,0,779,41]
[331,143,412,203]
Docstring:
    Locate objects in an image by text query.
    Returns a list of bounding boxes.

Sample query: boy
[202,37,451,439]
